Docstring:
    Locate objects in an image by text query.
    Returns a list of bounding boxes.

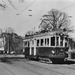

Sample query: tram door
[30,39,36,56]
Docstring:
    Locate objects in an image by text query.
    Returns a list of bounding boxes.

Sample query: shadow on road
[51,60,75,65]
[65,60,75,64]
[0,58,12,64]
[27,58,75,65]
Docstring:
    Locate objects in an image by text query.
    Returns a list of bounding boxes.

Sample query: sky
[0,0,75,38]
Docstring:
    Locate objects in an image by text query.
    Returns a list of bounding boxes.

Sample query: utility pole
[7,33,10,54]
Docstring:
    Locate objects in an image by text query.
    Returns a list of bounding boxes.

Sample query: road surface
[0,58,75,75]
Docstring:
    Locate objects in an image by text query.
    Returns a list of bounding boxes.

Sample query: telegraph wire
[10,0,36,26]
[61,3,75,10]
[26,3,75,29]
[25,19,40,30]
[10,2,75,31]
[18,0,36,15]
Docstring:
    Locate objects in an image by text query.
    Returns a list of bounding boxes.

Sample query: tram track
[3,58,75,75]
[1,64,16,75]
[1,62,42,75]
[20,65,43,75]
[40,60,75,70]
[1,60,42,75]
[37,60,75,73]
[35,58,75,71]
[10,59,66,75]
[59,64,75,70]
[39,60,75,73]
[26,62,66,75]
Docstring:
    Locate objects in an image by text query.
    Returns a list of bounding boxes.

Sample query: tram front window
[60,37,63,46]
[56,37,59,46]
[51,37,55,46]
[65,37,68,47]
[56,36,64,47]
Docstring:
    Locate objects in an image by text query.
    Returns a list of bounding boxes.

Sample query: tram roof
[24,30,68,40]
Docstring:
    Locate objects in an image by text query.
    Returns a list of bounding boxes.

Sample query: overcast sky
[0,0,75,37]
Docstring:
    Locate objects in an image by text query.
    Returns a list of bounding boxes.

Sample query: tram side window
[37,39,39,46]
[32,40,34,45]
[24,41,28,47]
[28,41,30,47]
[51,37,55,46]
[47,38,49,46]
[65,37,68,47]
[41,39,44,46]
[45,38,46,46]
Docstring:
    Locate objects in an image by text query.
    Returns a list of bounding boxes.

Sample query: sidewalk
[0,54,25,58]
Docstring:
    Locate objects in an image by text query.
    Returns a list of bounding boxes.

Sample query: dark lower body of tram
[24,47,69,63]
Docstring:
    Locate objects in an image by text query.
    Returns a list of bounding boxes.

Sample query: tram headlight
[51,50,55,54]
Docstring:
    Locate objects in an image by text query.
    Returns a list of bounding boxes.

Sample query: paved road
[0,62,38,75]
[0,59,75,75]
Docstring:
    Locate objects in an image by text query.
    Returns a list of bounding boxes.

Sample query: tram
[23,30,69,63]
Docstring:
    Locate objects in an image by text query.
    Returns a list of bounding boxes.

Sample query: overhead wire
[25,3,75,30]
[25,19,40,30]
[10,1,75,32]
[18,0,36,15]
[10,0,36,26]
[60,3,75,10]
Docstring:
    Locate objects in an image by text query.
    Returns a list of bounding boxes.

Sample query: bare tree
[4,27,23,54]
[0,0,25,10]
[5,27,14,33]
[25,30,34,36]
[0,29,3,34]
[39,9,73,32]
